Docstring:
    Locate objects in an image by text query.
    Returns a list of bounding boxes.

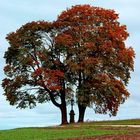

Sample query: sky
[0,0,140,130]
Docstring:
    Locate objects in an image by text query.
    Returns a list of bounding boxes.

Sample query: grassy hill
[1,119,140,140]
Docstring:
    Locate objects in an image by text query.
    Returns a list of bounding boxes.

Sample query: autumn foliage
[2,5,135,124]
[54,5,134,121]
[2,21,70,124]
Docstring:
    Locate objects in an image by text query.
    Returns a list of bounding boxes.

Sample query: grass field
[1,119,140,140]
[87,118,140,125]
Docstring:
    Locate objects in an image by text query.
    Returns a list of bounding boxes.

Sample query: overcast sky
[0,0,140,130]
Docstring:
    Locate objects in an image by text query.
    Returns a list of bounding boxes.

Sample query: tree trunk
[60,88,68,125]
[78,104,86,123]
[48,89,68,125]
[60,105,68,125]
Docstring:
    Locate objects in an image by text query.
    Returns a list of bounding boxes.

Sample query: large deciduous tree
[54,5,135,122]
[2,4,135,124]
[2,21,74,124]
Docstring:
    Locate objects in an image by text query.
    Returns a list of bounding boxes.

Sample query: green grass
[1,119,140,140]
[88,119,140,125]
[0,127,129,140]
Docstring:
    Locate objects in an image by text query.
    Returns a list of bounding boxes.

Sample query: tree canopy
[2,5,135,124]
[2,21,73,124]
[54,5,135,122]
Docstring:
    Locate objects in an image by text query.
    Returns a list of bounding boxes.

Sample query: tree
[2,21,74,124]
[2,4,135,124]
[54,5,135,122]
